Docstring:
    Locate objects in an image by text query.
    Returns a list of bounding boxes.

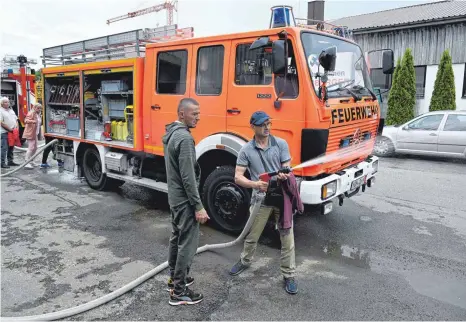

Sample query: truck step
[106,172,168,193]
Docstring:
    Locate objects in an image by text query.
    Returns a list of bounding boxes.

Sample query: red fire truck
[1,54,38,141]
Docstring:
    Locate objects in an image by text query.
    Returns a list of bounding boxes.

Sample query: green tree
[430,50,456,111]
[386,49,416,125]
[386,57,402,125]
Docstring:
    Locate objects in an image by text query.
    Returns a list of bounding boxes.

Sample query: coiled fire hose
[1,139,58,178]
[3,184,266,321]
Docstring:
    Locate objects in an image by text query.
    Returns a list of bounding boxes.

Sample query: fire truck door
[148,45,193,153]
[226,38,303,165]
[188,41,231,143]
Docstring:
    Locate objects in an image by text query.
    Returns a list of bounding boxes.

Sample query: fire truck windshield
[301,32,374,99]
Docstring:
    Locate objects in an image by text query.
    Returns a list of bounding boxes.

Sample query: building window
[196,45,224,95]
[370,68,391,90]
[463,64,466,98]
[156,50,188,94]
[235,44,272,86]
[414,66,427,99]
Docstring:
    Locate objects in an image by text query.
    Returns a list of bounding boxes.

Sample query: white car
[374,110,466,159]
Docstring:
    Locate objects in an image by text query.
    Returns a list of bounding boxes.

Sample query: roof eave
[351,15,466,34]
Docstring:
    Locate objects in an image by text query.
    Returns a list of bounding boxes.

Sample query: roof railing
[41,25,194,67]
[295,18,353,39]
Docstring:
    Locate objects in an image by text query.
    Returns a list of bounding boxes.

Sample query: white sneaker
[25,163,34,169]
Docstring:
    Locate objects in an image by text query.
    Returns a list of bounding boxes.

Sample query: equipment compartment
[44,74,81,137]
[83,71,134,148]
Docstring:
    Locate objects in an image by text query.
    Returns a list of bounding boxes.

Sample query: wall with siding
[357,23,466,112]
[355,22,466,67]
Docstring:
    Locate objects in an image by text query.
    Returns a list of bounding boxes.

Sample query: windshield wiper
[351,85,378,101]
[327,79,355,91]
[327,80,361,101]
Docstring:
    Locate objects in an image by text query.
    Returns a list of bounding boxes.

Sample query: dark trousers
[1,132,14,165]
[168,202,200,293]
[42,136,61,164]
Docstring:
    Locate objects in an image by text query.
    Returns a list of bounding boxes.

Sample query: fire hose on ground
[2,149,267,321]
[1,139,58,178]
[13,142,46,152]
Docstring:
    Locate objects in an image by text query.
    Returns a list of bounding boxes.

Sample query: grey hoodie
[162,121,203,212]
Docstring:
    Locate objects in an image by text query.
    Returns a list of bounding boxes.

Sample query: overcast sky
[1,0,437,67]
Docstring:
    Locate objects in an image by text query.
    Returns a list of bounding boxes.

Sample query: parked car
[373,110,466,159]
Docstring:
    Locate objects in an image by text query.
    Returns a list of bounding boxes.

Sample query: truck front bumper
[298,156,379,214]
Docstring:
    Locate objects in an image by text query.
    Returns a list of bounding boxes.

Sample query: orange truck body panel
[42,27,380,178]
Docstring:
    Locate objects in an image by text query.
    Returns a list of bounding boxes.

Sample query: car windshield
[301,32,373,99]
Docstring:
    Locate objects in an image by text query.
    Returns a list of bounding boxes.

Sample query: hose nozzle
[258,166,292,182]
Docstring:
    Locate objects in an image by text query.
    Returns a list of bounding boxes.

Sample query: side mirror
[382,50,394,74]
[250,36,270,50]
[319,46,337,72]
[272,39,286,75]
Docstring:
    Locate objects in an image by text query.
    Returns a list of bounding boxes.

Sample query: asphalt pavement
[1,152,466,320]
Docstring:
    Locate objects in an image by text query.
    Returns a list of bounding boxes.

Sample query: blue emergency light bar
[269,5,296,28]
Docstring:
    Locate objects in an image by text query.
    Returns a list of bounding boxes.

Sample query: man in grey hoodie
[162,97,210,306]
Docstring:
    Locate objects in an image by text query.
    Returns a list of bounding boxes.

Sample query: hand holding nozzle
[258,166,293,182]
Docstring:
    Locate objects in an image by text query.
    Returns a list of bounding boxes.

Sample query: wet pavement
[1,152,466,320]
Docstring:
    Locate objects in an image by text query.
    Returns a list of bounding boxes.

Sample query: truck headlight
[372,160,379,174]
[321,180,337,200]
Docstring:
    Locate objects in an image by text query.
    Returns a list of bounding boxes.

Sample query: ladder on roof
[295,18,353,39]
[41,25,194,67]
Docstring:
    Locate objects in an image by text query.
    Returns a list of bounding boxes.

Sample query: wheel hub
[213,183,244,222]
[375,139,389,154]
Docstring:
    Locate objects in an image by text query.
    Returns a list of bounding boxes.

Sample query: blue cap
[250,111,270,126]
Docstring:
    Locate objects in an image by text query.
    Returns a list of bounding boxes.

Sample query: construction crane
[106,0,178,25]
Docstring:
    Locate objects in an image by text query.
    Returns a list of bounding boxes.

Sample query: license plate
[350,176,365,190]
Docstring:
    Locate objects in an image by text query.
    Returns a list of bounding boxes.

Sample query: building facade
[330,0,466,116]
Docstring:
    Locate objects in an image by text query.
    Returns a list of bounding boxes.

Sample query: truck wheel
[373,136,395,157]
[202,165,251,234]
[82,148,123,191]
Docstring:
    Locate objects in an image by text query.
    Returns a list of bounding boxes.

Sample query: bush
[386,49,416,125]
[430,50,456,111]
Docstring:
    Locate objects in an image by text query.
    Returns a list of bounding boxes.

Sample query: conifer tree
[386,49,416,125]
[430,50,456,111]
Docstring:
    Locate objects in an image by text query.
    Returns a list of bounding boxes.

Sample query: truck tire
[202,165,251,234]
[82,148,123,191]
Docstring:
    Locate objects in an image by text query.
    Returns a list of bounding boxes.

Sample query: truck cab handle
[227,108,241,114]
[151,104,161,110]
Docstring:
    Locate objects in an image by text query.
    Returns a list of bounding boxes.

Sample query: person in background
[229,111,303,295]
[40,136,64,168]
[162,97,210,306]
[0,97,19,168]
[22,103,43,169]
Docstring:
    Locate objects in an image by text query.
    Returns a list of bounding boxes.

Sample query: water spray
[259,138,376,181]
